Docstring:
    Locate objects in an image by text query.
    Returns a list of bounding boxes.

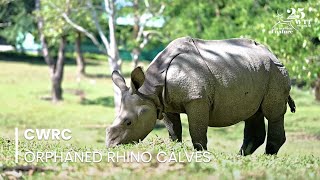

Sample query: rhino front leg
[185,99,209,151]
[163,113,182,142]
[239,111,266,155]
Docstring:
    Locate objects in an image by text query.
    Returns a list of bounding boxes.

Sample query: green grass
[0,57,320,179]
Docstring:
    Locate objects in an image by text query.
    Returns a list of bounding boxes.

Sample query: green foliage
[164,0,320,85]
[65,0,97,43]
[1,0,319,83]
[35,0,70,46]
[34,0,99,55]
[117,0,167,52]
[0,0,35,46]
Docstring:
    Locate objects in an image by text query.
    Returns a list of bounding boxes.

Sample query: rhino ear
[112,71,128,92]
[130,66,145,94]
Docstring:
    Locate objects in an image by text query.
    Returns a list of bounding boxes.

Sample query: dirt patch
[287,132,320,141]
[1,165,58,179]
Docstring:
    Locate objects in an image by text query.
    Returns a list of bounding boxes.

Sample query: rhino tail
[288,95,296,113]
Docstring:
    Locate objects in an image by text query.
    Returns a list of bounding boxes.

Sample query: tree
[63,1,88,77]
[62,0,98,78]
[124,0,165,68]
[0,0,35,50]
[56,0,169,112]
[164,0,320,94]
[35,0,69,102]
[74,31,86,77]
[315,73,320,101]
[60,0,122,112]
[162,0,216,40]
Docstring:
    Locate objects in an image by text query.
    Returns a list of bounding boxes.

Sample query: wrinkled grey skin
[106,37,296,155]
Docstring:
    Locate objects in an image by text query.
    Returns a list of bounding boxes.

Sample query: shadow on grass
[84,73,111,79]
[84,72,132,79]
[0,51,100,66]
[81,96,114,107]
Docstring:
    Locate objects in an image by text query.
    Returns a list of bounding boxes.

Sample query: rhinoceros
[106,37,296,155]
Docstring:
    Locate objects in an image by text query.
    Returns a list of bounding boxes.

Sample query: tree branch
[48,1,108,54]
[139,31,161,49]
[61,13,108,54]
[136,2,165,43]
[87,0,111,52]
[136,23,145,41]
[144,0,165,16]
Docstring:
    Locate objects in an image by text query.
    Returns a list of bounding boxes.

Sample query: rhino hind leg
[163,113,182,142]
[264,115,286,155]
[185,99,209,151]
[239,110,266,156]
[261,89,287,154]
[260,63,289,155]
[262,99,287,155]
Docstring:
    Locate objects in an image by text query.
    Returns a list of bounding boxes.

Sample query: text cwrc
[23,129,72,141]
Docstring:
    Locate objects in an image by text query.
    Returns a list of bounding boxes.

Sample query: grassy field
[0,57,320,179]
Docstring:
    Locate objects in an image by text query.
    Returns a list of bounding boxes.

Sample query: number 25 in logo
[287,8,305,20]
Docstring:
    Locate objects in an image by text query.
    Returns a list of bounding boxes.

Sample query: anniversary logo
[270,7,313,34]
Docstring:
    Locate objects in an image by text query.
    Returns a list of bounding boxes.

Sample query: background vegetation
[1,0,319,84]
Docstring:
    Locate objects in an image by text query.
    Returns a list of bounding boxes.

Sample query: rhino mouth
[106,129,131,148]
[106,136,120,148]
[106,125,152,148]
[106,137,135,148]
[106,134,146,148]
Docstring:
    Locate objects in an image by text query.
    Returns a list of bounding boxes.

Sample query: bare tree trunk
[133,0,139,36]
[36,0,60,102]
[131,48,140,68]
[51,36,66,102]
[36,0,66,102]
[131,0,140,69]
[215,5,221,17]
[316,73,320,101]
[105,0,122,113]
[35,0,54,77]
[75,31,85,77]
[106,0,121,70]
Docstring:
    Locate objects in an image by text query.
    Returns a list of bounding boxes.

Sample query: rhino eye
[124,118,132,126]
